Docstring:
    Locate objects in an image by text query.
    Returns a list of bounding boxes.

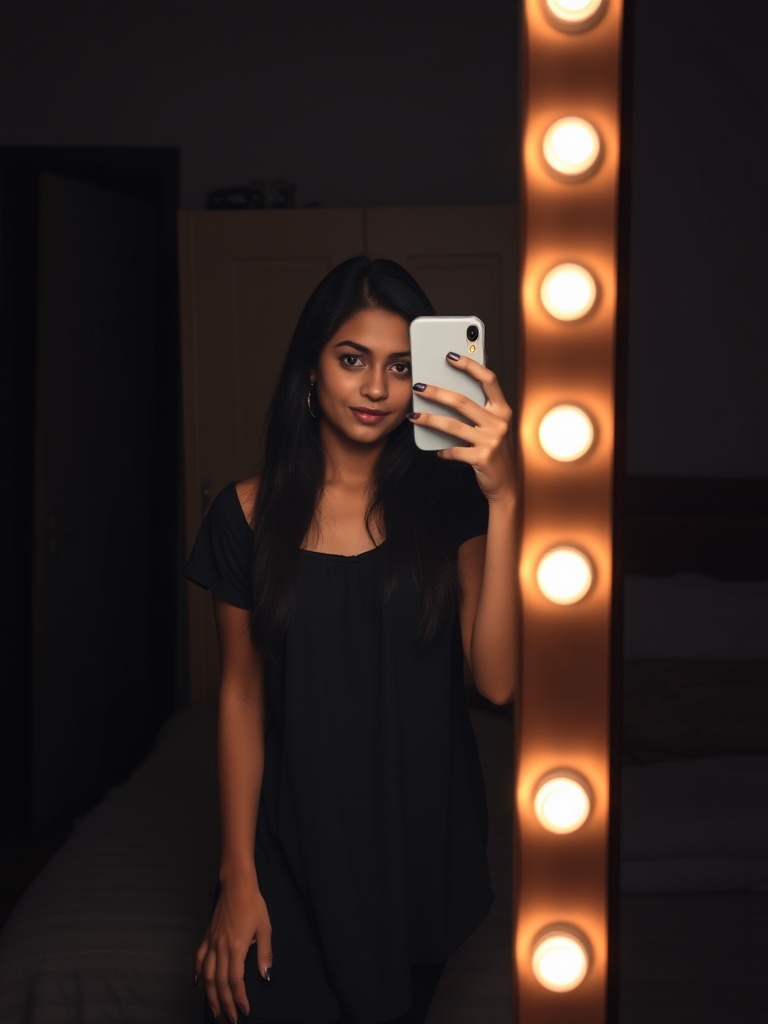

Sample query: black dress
[185,471,493,1024]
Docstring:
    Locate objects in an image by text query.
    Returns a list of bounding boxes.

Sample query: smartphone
[409,315,487,451]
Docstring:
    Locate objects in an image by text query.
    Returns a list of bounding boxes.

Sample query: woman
[185,256,516,1024]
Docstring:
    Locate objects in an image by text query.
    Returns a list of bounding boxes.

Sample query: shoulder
[235,475,260,525]
[184,478,257,610]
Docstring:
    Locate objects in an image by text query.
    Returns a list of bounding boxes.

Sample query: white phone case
[409,315,487,451]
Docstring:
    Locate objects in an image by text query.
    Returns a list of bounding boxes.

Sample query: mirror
[618,3,767,1022]
[2,1,764,1023]
[1,5,520,1021]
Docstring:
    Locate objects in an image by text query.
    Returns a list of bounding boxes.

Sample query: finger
[412,382,497,426]
[444,352,508,406]
[409,410,484,445]
[215,949,241,1024]
[257,928,274,983]
[203,948,222,1020]
[229,947,251,1018]
[195,938,209,986]
[435,444,476,464]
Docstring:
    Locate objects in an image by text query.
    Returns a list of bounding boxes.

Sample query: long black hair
[250,256,462,658]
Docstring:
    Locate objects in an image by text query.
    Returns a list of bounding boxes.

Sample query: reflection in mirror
[618,2,768,1022]
[0,4,520,1022]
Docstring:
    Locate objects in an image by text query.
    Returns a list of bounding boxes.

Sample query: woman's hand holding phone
[410,352,516,505]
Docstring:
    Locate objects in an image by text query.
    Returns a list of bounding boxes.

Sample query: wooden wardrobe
[178,205,518,703]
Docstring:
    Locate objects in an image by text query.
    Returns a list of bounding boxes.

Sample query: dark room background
[1,0,765,929]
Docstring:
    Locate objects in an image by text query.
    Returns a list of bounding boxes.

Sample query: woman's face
[311,307,413,448]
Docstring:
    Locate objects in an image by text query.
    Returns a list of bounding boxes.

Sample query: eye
[391,362,411,376]
[340,353,363,368]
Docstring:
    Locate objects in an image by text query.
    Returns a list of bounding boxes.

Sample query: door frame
[0,146,180,834]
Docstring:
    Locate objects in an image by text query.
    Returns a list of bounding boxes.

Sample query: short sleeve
[184,482,254,609]
[455,465,489,546]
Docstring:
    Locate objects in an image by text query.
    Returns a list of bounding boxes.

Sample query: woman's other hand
[195,874,272,1021]
[411,353,516,504]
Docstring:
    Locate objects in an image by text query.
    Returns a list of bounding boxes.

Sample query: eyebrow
[333,340,411,359]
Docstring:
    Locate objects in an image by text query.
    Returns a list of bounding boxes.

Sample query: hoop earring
[307,382,318,419]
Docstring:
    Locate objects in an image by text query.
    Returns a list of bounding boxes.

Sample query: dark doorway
[1,147,181,838]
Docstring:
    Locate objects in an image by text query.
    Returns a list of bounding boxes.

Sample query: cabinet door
[179,210,365,702]
[364,205,519,399]
[179,206,519,703]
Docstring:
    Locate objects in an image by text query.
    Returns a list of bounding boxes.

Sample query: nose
[361,365,388,402]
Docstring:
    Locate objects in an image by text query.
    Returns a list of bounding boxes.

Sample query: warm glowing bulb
[544,0,606,30]
[542,117,601,178]
[538,404,595,461]
[532,927,591,992]
[534,771,592,833]
[536,547,593,604]
[540,263,597,321]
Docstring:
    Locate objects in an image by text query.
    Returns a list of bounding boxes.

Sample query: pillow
[621,857,768,895]
[621,755,768,861]
[623,573,768,660]
[622,659,768,762]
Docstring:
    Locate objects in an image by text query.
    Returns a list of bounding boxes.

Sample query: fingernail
[263,966,272,982]
[406,411,420,420]
[238,1006,250,1018]
[447,351,460,361]
[412,383,426,392]
[193,973,198,987]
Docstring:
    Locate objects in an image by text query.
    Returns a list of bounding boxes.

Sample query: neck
[319,420,383,489]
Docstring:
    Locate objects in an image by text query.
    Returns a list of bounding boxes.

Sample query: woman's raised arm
[410,353,517,704]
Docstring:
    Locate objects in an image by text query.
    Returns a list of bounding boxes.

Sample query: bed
[0,698,513,1024]
[618,478,768,1023]
[0,477,765,1023]
[0,701,221,1022]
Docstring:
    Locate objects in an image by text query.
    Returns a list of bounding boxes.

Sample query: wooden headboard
[623,476,768,580]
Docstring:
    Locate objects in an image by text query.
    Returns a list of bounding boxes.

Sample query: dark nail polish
[238,1006,250,1018]
[447,351,460,361]
[406,411,421,420]
[264,966,272,982]
[412,382,426,392]
[193,973,198,987]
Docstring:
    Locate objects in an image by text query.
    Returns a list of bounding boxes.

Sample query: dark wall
[626,0,767,478]
[0,0,518,208]
[0,0,763,473]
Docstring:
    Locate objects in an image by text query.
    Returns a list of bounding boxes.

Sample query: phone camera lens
[467,325,479,342]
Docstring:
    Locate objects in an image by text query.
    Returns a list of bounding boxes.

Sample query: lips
[350,407,389,424]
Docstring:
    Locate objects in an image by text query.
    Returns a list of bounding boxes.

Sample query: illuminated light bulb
[532,926,591,992]
[533,770,593,834]
[544,0,606,31]
[536,546,593,604]
[540,263,597,321]
[538,404,595,462]
[542,117,601,179]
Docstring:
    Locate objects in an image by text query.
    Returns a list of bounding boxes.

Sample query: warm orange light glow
[543,0,607,32]
[536,546,594,604]
[531,925,592,991]
[538,403,596,461]
[540,263,598,321]
[517,0,624,1018]
[542,116,602,179]
[533,770,593,833]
